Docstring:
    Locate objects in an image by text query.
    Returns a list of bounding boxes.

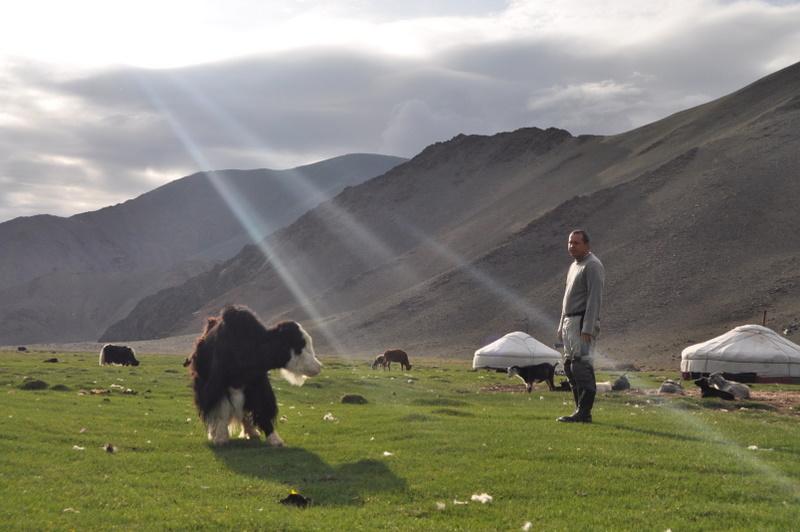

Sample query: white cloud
[527,80,643,111]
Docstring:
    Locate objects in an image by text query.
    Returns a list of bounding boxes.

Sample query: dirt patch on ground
[675,388,800,413]
[744,390,800,412]
[481,384,800,414]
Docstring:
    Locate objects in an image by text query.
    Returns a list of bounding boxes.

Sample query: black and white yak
[99,344,140,366]
[184,305,322,446]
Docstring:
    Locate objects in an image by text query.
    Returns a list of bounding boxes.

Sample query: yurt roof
[681,324,800,363]
[473,331,561,369]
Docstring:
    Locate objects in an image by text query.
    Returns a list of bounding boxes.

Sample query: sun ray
[164,72,412,278]
[395,217,556,330]
[133,72,349,354]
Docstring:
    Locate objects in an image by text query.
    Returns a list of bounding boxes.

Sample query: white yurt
[473,331,562,370]
[680,324,800,383]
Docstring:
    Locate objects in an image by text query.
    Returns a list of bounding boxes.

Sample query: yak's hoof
[266,432,285,447]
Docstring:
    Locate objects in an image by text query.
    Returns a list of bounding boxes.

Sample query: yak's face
[279,322,322,386]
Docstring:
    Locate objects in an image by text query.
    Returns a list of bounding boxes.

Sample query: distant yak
[380,349,412,371]
[184,305,322,446]
[99,344,139,366]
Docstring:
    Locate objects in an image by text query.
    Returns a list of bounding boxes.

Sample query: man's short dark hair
[570,229,590,244]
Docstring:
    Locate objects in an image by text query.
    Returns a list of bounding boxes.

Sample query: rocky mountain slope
[0,154,406,343]
[106,62,800,367]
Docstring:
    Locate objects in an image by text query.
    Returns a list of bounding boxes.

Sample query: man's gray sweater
[559,252,605,336]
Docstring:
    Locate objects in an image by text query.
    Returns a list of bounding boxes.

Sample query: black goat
[508,363,558,392]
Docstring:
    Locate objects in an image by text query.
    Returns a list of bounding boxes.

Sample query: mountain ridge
[0,153,406,343]
[101,61,800,366]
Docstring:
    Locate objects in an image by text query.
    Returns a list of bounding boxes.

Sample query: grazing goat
[507,363,557,392]
[371,355,385,370]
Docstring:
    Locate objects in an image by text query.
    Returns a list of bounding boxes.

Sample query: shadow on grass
[602,422,800,457]
[411,398,470,407]
[601,422,712,444]
[431,408,474,417]
[212,443,407,506]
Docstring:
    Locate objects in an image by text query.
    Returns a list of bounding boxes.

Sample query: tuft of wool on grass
[471,493,493,504]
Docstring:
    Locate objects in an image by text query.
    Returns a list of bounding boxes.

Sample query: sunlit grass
[1,351,798,530]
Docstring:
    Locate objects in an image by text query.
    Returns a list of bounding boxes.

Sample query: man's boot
[576,390,595,423]
[557,385,581,422]
[558,389,594,423]
[565,360,579,407]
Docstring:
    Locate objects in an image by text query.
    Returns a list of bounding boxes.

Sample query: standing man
[557,229,605,423]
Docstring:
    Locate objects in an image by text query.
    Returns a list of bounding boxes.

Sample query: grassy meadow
[1,350,799,531]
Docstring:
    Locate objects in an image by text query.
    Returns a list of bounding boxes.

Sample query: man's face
[568,232,589,260]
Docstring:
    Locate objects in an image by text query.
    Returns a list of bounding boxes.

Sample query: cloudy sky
[1,0,798,222]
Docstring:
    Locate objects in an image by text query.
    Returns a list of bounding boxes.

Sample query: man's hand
[581,333,592,343]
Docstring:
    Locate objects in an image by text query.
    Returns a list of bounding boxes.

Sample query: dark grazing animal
[507,363,558,392]
[381,349,412,371]
[99,344,139,366]
[185,305,322,446]
[371,354,385,370]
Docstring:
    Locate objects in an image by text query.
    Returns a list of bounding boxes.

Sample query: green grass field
[1,351,799,531]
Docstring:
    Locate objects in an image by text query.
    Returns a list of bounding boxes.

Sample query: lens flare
[395,217,556,330]
[134,73,348,353]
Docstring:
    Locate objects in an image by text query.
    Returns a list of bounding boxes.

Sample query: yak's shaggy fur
[99,344,139,366]
[381,349,412,371]
[185,305,322,446]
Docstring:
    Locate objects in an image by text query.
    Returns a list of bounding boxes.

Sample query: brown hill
[103,62,800,367]
[0,154,406,344]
